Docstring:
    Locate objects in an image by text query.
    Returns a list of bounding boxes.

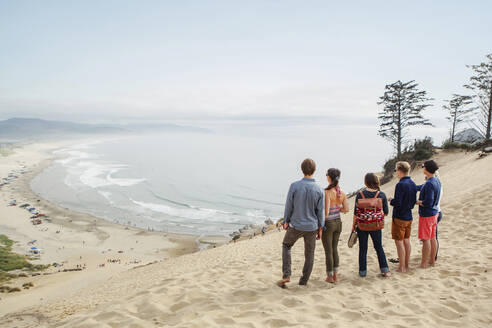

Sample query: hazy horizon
[1,1,491,146]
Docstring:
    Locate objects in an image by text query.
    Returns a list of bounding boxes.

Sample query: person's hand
[316,227,322,240]
[351,224,356,233]
[388,197,393,202]
[283,222,289,230]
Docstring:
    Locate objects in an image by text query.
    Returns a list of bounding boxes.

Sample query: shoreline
[0,139,276,316]
[0,140,201,314]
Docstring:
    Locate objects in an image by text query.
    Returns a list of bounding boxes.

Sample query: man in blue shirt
[416,160,441,268]
[278,158,324,288]
[390,161,417,273]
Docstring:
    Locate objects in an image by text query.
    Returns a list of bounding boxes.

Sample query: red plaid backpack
[355,191,385,231]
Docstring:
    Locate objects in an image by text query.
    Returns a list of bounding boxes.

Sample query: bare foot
[277,278,290,289]
[325,276,335,283]
[382,272,391,277]
[419,264,429,269]
[396,267,406,273]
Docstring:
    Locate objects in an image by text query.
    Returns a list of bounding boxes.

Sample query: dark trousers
[356,228,389,275]
[282,227,317,284]
[321,219,342,275]
[436,211,442,260]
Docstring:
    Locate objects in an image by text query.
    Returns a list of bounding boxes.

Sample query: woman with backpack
[352,173,391,278]
[322,168,349,283]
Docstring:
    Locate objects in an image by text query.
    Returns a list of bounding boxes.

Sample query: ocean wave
[97,190,115,205]
[78,162,114,188]
[148,190,193,208]
[131,199,235,222]
[61,160,145,189]
[245,209,268,219]
[226,194,284,206]
[55,150,92,165]
[107,169,146,187]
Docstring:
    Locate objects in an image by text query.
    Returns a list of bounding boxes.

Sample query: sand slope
[2,150,492,327]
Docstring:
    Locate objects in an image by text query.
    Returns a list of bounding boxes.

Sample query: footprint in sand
[170,301,191,312]
[340,310,363,320]
[429,305,462,320]
[234,310,258,318]
[231,289,259,302]
[281,297,304,308]
[262,318,292,327]
[402,302,424,315]
[214,317,236,325]
[444,300,469,313]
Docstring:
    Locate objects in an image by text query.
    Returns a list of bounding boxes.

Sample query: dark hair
[301,158,316,176]
[325,168,341,191]
[424,160,439,174]
[364,173,380,191]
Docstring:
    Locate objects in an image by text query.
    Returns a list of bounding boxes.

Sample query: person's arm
[282,184,295,227]
[352,194,360,231]
[316,191,324,239]
[340,192,349,213]
[390,183,402,207]
[381,192,389,216]
[324,190,330,218]
[353,193,360,215]
[420,183,435,208]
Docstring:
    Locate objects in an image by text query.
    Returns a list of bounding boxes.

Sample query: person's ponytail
[325,168,341,197]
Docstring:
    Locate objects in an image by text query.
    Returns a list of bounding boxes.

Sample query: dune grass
[0,234,49,283]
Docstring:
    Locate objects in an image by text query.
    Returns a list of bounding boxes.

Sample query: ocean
[30,123,392,236]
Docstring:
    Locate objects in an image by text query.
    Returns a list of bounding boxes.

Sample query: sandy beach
[0,141,199,315]
[1,146,492,327]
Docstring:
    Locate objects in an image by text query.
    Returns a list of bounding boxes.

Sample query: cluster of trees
[378,53,492,159]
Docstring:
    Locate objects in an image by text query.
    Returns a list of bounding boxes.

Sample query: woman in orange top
[322,168,349,283]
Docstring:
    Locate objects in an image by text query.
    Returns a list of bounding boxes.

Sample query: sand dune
[2,149,492,327]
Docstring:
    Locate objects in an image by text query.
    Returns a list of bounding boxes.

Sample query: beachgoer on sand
[417,170,443,261]
[389,161,417,273]
[352,173,391,278]
[278,158,324,288]
[416,160,441,268]
[322,168,349,283]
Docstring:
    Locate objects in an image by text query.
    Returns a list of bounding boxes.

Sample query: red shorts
[418,214,438,240]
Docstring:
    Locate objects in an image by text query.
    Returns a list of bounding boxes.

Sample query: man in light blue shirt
[278,158,324,288]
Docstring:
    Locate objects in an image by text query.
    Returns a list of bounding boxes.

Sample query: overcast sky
[1,0,491,139]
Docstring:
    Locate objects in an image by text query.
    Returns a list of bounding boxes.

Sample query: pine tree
[464,54,492,140]
[378,80,433,159]
[443,94,475,142]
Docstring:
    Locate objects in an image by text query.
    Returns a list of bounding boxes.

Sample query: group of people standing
[278,158,442,288]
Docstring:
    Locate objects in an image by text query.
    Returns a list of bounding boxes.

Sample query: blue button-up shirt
[418,177,441,217]
[282,177,324,231]
[390,176,417,221]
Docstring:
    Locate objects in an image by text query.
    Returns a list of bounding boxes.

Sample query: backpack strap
[375,191,380,199]
[359,191,365,199]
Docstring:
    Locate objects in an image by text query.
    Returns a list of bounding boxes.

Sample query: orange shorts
[392,218,412,240]
[418,214,438,240]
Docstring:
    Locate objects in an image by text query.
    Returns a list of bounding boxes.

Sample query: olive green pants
[321,219,342,276]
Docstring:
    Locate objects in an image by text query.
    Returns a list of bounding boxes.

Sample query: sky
[0,0,491,142]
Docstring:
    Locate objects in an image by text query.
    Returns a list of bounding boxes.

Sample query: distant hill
[454,128,484,144]
[0,118,211,141]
